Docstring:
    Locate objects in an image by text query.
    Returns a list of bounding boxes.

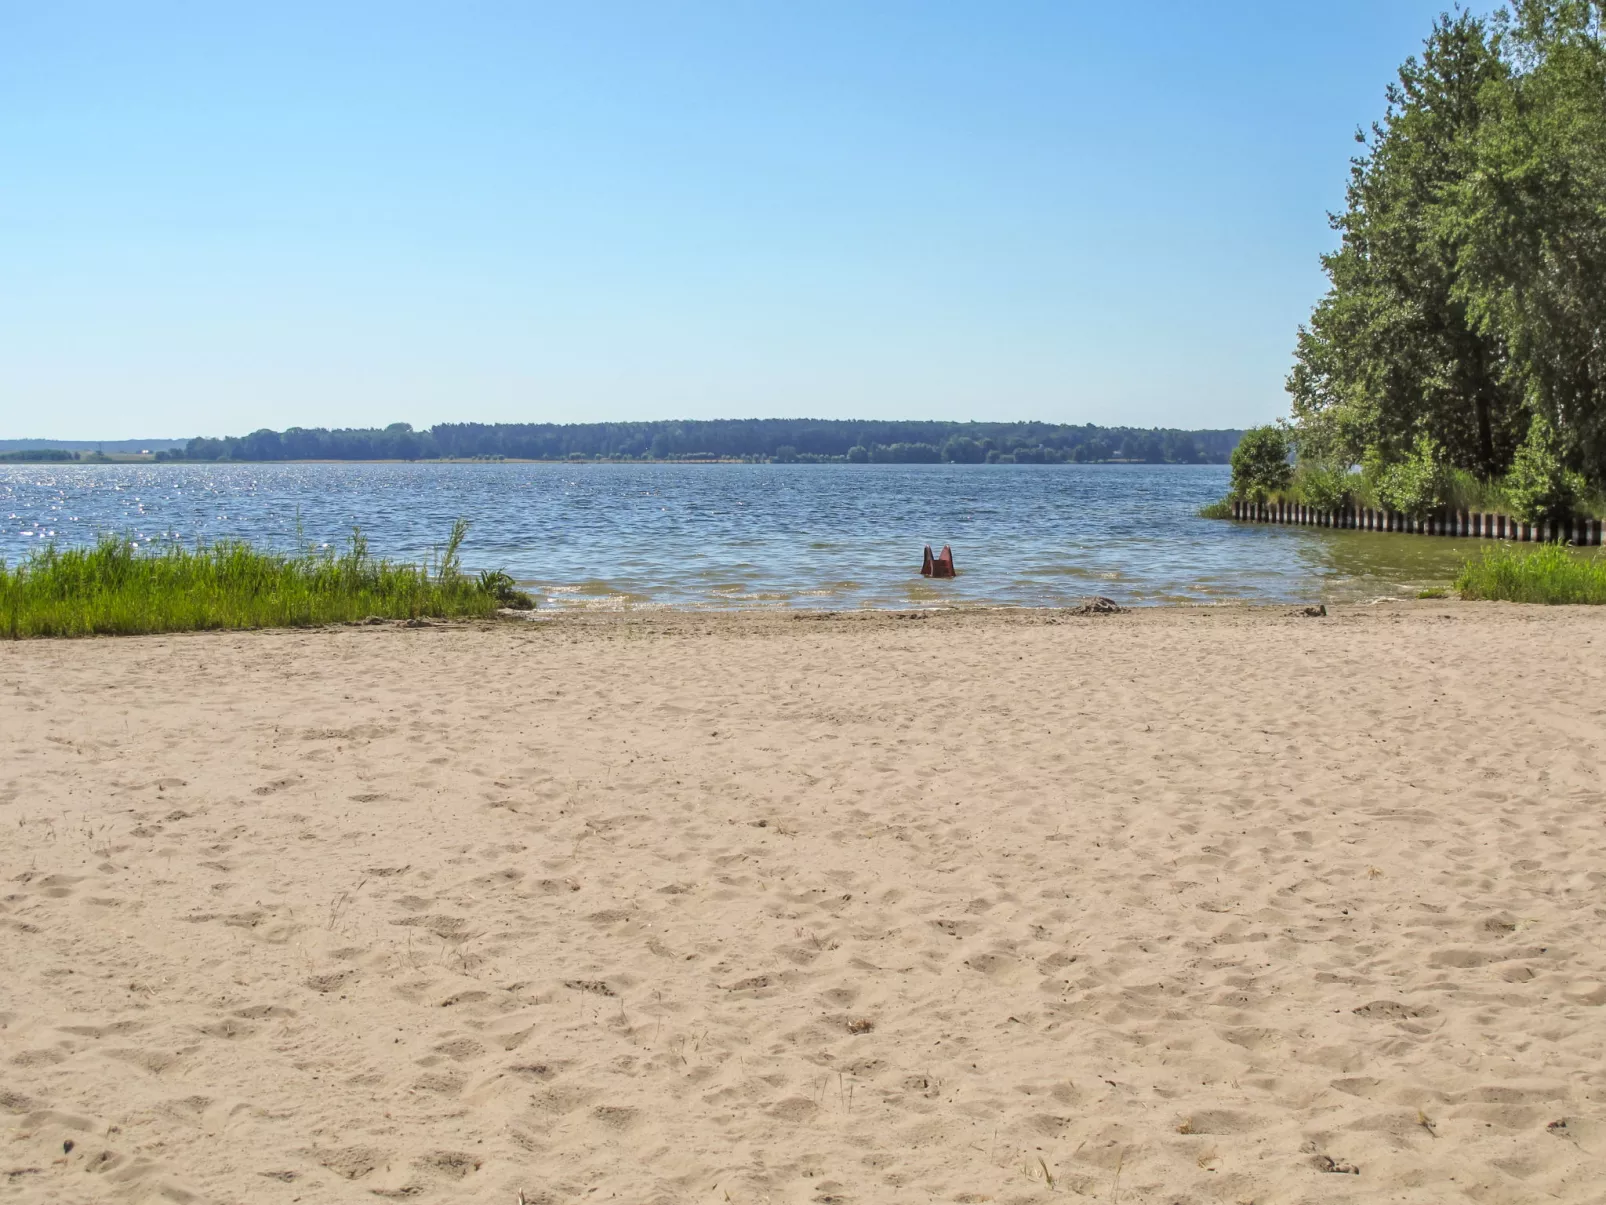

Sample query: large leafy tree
[1459,1,1606,480]
[1290,2,1606,487]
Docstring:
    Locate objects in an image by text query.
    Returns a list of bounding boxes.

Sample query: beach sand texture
[3,605,1606,1204]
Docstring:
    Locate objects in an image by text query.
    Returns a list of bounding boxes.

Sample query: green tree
[1229,425,1293,502]
[1289,12,1523,480]
[1369,433,1453,517]
[1290,2,1606,491]
[1457,2,1606,481]
[942,436,985,463]
[1505,412,1586,523]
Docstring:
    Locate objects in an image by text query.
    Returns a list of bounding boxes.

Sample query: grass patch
[1454,542,1606,605]
[0,521,533,639]
[1416,587,1450,599]
[1197,498,1234,519]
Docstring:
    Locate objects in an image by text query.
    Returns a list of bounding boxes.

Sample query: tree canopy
[1289,1,1606,494]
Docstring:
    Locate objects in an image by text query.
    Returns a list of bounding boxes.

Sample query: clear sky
[2,2,1494,439]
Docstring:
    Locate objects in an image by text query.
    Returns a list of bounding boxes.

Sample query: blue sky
[2,2,1494,439]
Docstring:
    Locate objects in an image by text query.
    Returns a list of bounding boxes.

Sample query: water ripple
[0,462,1478,607]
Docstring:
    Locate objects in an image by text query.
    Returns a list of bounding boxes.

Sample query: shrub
[846,445,869,463]
[1370,434,1452,518]
[1229,426,1292,502]
[1504,413,1585,528]
[1294,460,1354,513]
[1454,542,1606,604]
[477,569,535,609]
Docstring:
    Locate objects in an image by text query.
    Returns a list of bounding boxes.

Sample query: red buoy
[921,545,956,578]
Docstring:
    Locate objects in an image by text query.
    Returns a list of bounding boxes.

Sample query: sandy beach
[3,603,1605,1204]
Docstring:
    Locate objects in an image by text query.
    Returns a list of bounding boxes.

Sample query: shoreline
[0,596,1556,642]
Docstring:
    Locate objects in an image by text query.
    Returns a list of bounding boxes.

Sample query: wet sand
[3,603,1605,1204]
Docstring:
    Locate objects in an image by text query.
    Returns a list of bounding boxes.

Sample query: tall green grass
[0,521,529,638]
[1454,542,1606,605]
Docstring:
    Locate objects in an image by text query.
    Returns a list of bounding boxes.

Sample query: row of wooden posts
[1230,498,1606,546]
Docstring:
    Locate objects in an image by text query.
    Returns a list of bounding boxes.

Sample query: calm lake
[2,461,1483,608]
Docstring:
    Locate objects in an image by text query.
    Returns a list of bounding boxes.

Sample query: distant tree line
[165,420,1241,465]
[1267,1,1606,524]
[0,449,81,462]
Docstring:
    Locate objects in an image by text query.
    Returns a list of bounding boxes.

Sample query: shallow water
[0,461,1501,608]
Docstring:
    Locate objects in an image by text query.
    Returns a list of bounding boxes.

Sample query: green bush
[1293,460,1354,512]
[1504,414,1585,528]
[1454,542,1606,604]
[1369,434,1452,518]
[1229,425,1293,502]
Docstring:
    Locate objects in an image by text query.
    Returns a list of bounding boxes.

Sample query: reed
[0,523,526,638]
[1454,542,1606,605]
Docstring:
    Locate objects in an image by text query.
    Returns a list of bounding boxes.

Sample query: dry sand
[3,603,1605,1205]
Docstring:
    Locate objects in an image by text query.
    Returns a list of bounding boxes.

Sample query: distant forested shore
[132,421,1243,465]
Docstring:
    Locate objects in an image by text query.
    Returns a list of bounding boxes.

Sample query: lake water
[1,461,1486,608]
